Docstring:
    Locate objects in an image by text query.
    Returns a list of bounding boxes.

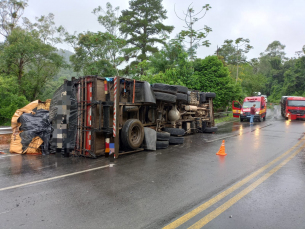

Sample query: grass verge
[215,113,236,124]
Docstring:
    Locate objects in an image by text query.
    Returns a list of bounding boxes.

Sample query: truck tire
[157,131,170,141]
[154,92,176,103]
[206,92,216,99]
[173,85,188,94]
[176,93,187,103]
[203,127,218,133]
[258,116,262,122]
[169,136,184,144]
[156,140,169,149]
[187,94,191,104]
[121,119,144,150]
[163,128,185,136]
[152,83,177,95]
[200,93,206,103]
[201,122,207,131]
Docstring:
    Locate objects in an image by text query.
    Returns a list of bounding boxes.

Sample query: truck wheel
[121,119,144,150]
[176,93,187,103]
[157,131,170,141]
[240,117,243,122]
[156,140,169,149]
[173,85,188,94]
[163,128,185,136]
[152,83,177,95]
[187,93,191,104]
[169,136,184,144]
[203,127,218,133]
[263,114,266,121]
[154,92,176,103]
[206,92,216,98]
[200,93,206,103]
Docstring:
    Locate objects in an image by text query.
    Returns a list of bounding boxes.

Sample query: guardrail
[214,111,232,118]
[0,127,12,130]
[0,127,12,135]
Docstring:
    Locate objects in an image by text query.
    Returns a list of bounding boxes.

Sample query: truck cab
[232,96,267,122]
[281,96,305,120]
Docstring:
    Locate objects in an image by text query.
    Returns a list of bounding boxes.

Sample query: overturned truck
[49,76,217,158]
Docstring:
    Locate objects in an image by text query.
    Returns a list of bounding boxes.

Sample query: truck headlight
[256,111,259,114]
[240,111,243,114]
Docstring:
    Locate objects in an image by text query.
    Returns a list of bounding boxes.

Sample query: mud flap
[142,127,156,150]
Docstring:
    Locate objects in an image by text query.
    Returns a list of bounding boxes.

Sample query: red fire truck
[232,96,267,122]
[281,96,305,120]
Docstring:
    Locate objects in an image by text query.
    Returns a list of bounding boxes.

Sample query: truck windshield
[288,100,305,107]
[243,101,261,108]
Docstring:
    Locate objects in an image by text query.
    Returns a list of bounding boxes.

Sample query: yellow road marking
[0,164,114,192]
[188,141,305,229]
[163,136,305,229]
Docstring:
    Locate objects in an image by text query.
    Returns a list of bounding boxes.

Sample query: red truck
[232,96,267,122]
[281,96,305,120]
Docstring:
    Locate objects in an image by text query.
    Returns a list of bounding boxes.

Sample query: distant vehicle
[280,96,305,120]
[261,95,267,102]
[232,96,267,122]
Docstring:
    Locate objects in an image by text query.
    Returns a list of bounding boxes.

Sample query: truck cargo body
[50,76,217,158]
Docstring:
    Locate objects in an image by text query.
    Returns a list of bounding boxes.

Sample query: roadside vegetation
[214,113,235,124]
[0,0,305,125]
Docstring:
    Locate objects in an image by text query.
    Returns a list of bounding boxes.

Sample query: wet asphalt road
[1,105,305,229]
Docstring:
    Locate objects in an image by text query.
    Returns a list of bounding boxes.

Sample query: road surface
[0,105,305,229]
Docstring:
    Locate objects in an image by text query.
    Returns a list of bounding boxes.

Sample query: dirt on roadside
[0,134,11,151]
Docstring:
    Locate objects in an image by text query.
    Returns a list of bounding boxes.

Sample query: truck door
[232,101,242,118]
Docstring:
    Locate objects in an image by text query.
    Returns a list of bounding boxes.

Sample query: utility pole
[236,43,239,83]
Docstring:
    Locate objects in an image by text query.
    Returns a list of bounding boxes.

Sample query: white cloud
[1,0,304,60]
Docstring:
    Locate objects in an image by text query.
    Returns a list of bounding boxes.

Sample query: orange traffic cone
[216,140,227,156]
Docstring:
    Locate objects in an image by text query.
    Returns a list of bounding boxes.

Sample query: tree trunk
[236,63,239,83]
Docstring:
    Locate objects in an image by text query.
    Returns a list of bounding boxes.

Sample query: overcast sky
[21,0,305,59]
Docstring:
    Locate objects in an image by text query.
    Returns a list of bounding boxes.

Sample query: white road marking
[0,164,115,192]
[0,211,10,215]
[0,154,20,158]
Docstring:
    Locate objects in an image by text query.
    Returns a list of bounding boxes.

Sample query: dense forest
[0,0,305,125]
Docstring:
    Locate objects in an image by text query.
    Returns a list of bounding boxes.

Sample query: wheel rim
[130,125,141,145]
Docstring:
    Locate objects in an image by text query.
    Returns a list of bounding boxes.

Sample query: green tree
[0,0,28,38]
[148,37,188,73]
[237,64,267,96]
[189,56,242,108]
[264,40,286,59]
[22,13,66,45]
[69,31,118,76]
[119,0,174,66]
[217,38,253,82]
[139,37,193,84]
[282,56,305,96]
[0,28,66,100]
[175,3,212,60]
[0,74,28,125]
[92,2,129,71]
